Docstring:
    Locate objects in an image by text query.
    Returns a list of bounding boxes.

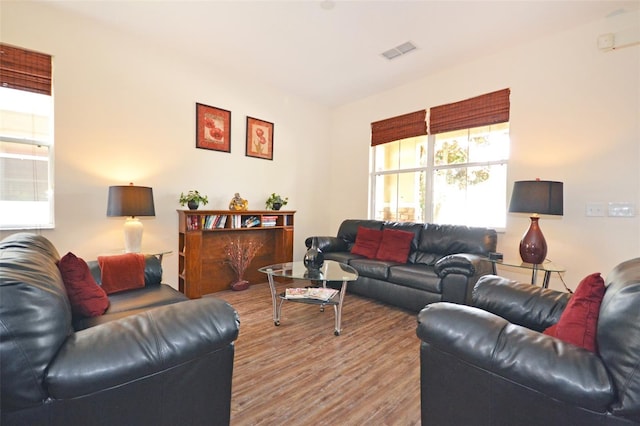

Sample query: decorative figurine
[229,193,249,211]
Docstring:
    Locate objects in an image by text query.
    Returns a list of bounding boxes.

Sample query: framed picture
[196,103,231,152]
[245,116,274,160]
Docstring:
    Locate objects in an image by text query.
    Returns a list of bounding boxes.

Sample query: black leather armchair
[1,233,240,426]
[416,259,640,426]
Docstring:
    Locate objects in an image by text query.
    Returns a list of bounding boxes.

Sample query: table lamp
[508,179,563,264]
[107,183,155,253]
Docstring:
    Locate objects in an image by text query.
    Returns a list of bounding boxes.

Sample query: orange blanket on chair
[97,253,146,294]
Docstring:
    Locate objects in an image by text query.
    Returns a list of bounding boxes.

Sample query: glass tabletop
[259,260,358,282]
[487,258,565,273]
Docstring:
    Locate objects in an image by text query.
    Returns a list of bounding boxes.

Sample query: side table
[486,258,565,288]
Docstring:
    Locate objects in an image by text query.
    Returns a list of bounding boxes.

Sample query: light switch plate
[608,202,635,217]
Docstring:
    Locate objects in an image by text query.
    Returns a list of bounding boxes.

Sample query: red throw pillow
[58,252,109,317]
[351,227,383,258]
[543,272,605,352]
[97,253,146,294]
[375,228,414,263]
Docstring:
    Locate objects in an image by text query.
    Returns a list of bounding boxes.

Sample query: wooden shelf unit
[177,209,295,298]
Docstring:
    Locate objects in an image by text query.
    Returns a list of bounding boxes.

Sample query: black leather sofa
[306,219,497,312]
[416,259,640,426]
[0,233,240,426]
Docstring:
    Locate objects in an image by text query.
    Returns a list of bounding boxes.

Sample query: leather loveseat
[0,233,240,426]
[416,258,640,425]
[305,219,497,312]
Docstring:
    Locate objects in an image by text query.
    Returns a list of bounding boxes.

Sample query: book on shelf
[262,215,277,227]
[243,216,261,228]
[284,287,339,301]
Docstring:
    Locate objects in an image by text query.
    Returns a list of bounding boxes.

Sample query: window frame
[370,124,509,229]
[0,43,54,230]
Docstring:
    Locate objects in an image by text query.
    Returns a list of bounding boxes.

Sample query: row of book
[262,215,278,227]
[186,214,229,230]
[185,214,291,230]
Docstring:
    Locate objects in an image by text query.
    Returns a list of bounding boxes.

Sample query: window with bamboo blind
[0,43,54,230]
[370,89,510,228]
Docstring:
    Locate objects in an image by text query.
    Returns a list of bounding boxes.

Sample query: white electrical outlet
[586,203,605,217]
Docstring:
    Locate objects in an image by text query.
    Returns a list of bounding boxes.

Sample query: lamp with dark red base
[519,216,547,264]
[509,179,563,265]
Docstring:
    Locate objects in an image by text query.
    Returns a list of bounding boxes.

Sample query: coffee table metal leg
[333,280,348,336]
[266,273,280,326]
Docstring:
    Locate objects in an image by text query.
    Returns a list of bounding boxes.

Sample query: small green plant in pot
[265,193,288,210]
[179,190,209,210]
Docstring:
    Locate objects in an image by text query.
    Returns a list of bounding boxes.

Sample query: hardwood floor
[212,281,422,426]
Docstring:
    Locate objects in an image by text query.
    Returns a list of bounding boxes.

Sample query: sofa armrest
[417,303,614,411]
[434,253,492,277]
[472,275,570,331]
[46,297,239,398]
[304,236,349,253]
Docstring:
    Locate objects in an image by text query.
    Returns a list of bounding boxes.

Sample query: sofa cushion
[97,253,146,294]
[58,252,110,317]
[376,228,414,263]
[351,226,383,258]
[417,224,497,263]
[348,258,394,280]
[388,264,441,293]
[337,219,384,250]
[543,272,605,352]
[73,284,188,330]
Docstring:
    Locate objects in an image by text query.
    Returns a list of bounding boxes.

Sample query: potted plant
[224,237,263,291]
[179,190,209,210]
[265,193,288,210]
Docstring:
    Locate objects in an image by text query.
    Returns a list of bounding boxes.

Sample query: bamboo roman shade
[0,43,52,96]
[371,110,427,146]
[429,88,510,135]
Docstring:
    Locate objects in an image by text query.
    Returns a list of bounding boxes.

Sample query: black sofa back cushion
[418,224,497,259]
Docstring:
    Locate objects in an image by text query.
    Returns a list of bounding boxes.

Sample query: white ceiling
[48,0,639,107]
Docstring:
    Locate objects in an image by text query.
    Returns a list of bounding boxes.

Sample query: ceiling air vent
[382,41,417,60]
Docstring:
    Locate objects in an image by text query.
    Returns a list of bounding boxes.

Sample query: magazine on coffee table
[285,287,339,301]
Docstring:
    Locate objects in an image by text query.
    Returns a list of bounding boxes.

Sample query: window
[0,44,54,230]
[370,89,510,228]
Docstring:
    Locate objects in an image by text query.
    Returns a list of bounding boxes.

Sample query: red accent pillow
[375,229,414,263]
[543,272,605,352]
[351,227,383,258]
[97,253,146,294]
[57,252,109,317]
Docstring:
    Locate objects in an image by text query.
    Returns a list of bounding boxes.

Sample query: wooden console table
[177,209,295,298]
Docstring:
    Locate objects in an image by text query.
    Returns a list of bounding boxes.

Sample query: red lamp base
[519,216,547,264]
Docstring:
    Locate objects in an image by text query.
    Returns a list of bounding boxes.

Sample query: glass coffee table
[258,260,358,336]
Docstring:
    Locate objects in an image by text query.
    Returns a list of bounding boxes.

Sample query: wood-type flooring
[213,280,421,426]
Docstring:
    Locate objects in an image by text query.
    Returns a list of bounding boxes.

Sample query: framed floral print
[196,103,231,152]
[245,116,274,160]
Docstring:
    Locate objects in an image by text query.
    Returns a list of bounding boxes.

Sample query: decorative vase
[231,280,249,291]
[187,200,199,210]
[304,237,324,271]
[272,202,282,211]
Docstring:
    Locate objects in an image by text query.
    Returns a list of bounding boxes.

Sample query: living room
[2,1,640,425]
[2,1,639,292]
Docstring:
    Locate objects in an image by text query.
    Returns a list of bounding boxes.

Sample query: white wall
[329,12,640,290]
[1,1,334,288]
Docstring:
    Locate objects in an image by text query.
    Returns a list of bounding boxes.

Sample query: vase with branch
[224,237,263,291]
